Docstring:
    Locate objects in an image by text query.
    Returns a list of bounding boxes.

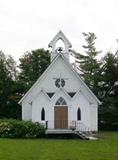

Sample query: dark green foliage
[0,51,21,119]
[18,48,50,92]
[99,107,118,130]
[0,119,45,138]
[0,48,50,119]
[98,52,118,130]
[99,52,118,101]
[74,33,118,131]
[74,32,102,96]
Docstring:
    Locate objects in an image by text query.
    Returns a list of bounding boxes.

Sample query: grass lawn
[0,131,118,160]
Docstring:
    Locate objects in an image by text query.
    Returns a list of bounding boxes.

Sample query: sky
[0,0,118,61]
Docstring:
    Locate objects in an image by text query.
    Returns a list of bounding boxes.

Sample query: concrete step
[45,129,73,134]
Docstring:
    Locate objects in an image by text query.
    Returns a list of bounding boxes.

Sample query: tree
[0,48,50,119]
[18,48,50,92]
[0,51,21,119]
[99,107,118,130]
[98,51,118,130]
[100,52,118,107]
[74,32,102,96]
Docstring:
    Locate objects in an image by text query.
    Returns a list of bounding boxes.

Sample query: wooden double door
[54,106,68,129]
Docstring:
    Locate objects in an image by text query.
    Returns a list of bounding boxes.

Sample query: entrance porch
[45,120,76,134]
[45,120,91,133]
[45,121,97,140]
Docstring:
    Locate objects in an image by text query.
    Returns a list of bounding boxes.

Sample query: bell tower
[48,30,72,62]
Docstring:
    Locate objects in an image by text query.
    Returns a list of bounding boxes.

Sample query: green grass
[0,132,118,160]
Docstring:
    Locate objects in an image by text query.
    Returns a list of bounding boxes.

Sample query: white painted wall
[90,104,98,131]
[22,101,32,120]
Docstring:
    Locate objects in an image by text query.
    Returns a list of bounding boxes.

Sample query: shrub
[0,119,45,138]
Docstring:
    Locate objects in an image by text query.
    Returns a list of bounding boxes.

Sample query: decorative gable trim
[52,88,71,101]
[40,89,51,101]
[75,89,94,104]
[28,89,51,103]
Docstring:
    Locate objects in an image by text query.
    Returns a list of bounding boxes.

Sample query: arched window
[55,39,65,51]
[77,108,81,121]
[41,108,45,121]
[55,97,67,106]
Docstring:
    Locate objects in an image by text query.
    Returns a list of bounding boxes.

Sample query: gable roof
[19,53,101,105]
[48,30,72,48]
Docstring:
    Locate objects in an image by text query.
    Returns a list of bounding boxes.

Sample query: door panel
[54,106,68,129]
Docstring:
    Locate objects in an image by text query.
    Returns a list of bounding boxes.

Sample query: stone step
[45,129,73,134]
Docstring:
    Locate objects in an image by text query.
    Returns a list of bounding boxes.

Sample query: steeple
[48,30,72,62]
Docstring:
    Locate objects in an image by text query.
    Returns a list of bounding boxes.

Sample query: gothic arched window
[55,97,67,106]
[41,108,45,121]
[77,108,81,121]
[55,38,65,52]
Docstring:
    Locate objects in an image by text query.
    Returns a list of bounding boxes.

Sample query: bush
[0,119,45,138]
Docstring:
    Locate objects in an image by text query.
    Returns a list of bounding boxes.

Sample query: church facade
[19,31,101,133]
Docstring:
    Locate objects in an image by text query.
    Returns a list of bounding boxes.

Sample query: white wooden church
[19,31,101,136]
